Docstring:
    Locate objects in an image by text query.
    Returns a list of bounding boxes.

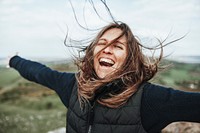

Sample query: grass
[0,84,67,133]
[152,62,200,88]
[0,67,20,88]
[0,60,199,133]
[0,103,66,133]
[0,62,75,133]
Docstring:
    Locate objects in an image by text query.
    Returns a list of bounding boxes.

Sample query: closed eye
[114,44,123,49]
[97,39,107,45]
[97,42,106,45]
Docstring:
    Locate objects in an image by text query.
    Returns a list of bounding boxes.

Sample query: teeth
[99,58,114,65]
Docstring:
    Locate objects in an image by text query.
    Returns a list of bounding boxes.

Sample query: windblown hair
[76,22,164,108]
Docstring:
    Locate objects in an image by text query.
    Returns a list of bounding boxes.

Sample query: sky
[0,0,200,59]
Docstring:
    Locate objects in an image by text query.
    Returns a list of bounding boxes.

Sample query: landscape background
[0,57,199,133]
[1,0,200,132]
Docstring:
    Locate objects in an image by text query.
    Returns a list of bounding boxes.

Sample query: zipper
[87,103,95,133]
[87,125,92,133]
[86,83,113,133]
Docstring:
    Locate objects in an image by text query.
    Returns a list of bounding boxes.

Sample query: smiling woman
[77,22,162,109]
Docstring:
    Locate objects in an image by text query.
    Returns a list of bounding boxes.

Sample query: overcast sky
[0,0,200,59]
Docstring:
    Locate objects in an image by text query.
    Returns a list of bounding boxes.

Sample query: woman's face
[93,28,128,79]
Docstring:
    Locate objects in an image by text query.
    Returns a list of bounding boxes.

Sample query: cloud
[0,0,199,58]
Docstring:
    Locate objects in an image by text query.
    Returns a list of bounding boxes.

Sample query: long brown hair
[76,22,163,108]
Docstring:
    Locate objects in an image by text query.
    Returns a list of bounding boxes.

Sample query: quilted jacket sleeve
[9,55,76,107]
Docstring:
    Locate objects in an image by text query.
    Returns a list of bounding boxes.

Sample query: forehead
[100,28,127,43]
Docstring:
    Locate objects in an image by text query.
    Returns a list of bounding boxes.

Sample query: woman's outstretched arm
[141,83,200,133]
[9,55,76,107]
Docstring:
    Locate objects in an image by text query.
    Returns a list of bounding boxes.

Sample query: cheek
[119,57,126,66]
[93,49,98,65]
[93,57,98,67]
[93,50,99,68]
[93,46,103,64]
[93,45,101,56]
[117,51,128,66]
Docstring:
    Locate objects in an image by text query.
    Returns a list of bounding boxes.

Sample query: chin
[97,73,107,79]
[97,71,114,79]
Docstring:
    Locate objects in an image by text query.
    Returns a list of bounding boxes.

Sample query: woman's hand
[6,52,18,68]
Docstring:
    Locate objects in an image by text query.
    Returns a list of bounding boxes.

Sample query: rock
[162,122,200,133]
[47,127,66,133]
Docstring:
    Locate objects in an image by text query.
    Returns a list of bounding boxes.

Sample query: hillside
[0,60,199,133]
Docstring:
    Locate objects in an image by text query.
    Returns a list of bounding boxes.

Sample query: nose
[103,45,113,54]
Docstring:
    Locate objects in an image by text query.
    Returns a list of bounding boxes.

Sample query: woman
[9,22,200,133]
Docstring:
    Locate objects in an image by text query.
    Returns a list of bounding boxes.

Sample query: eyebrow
[98,38,126,46]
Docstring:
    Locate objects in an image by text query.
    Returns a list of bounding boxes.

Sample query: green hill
[0,60,199,133]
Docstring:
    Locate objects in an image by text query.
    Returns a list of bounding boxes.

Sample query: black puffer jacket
[67,81,147,133]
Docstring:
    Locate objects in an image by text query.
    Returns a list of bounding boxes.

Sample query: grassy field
[0,63,71,133]
[153,61,200,90]
[0,67,20,88]
[0,60,199,133]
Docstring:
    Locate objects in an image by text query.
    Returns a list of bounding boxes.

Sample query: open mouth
[99,58,115,67]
